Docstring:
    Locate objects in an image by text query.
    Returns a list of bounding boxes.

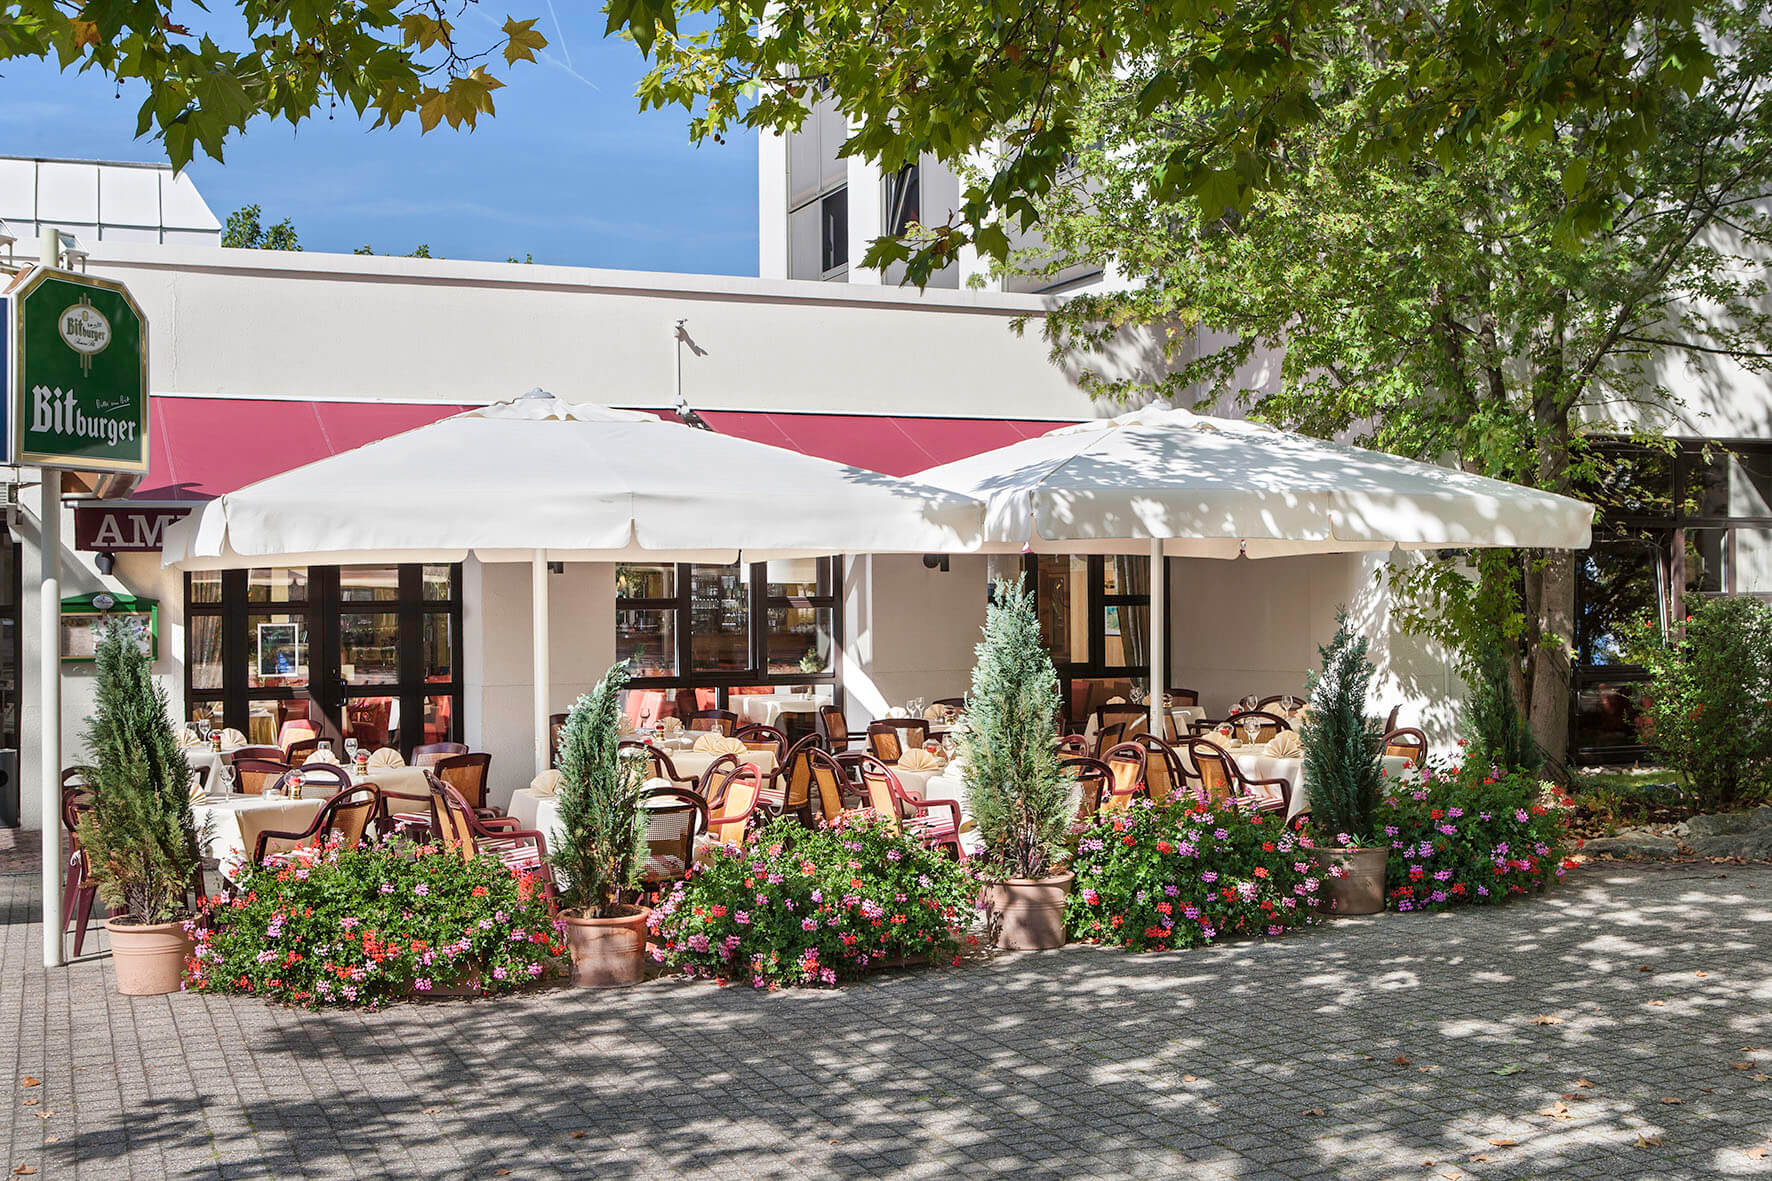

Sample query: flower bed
[1065,799,1322,951]
[648,813,977,987]
[186,837,563,1007]
[1378,761,1574,912]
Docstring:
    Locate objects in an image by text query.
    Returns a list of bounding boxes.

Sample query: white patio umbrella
[916,404,1595,737]
[161,391,984,775]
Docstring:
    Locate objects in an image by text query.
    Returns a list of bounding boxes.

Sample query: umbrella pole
[1149,537,1165,742]
[532,552,550,777]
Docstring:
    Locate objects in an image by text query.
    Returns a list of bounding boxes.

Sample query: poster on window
[256,622,305,681]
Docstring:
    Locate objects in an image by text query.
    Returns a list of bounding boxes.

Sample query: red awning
[136,396,1067,501]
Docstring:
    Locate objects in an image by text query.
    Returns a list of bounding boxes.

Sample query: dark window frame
[1022,553,1167,724]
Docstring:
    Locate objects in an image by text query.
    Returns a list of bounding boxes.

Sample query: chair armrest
[914,797,963,831]
[478,815,520,830]
[252,826,314,865]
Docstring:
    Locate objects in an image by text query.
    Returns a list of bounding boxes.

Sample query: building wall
[841,553,989,727]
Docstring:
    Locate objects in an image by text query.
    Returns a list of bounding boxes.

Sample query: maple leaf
[502,18,547,66]
[1393,1054,1412,1066]
[1635,1134,1664,1148]
[1531,1015,1564,1025]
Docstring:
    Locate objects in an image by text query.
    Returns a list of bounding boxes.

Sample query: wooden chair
[1382,727,1428,766]
[1217,710,1292,744]
[697,753,744,803]
[1058,734,1089,759]
[232,758,291,796]
[1093,703,1149,736]
[276,719,319,751]
[1130,734,1188,803]
[734,723,788,762]
[689,709,739,736]
[818,704,865,752]
[232,745,284,763]
[1063,756,1113,821]
[1184,737,1292,820]
[413,741,469,768]
[850,753,965,860]
[703,762,769,846]
[639,784,707,893]
[547,713,569,767]
[867,718,929,765]
[431,752,495,813]
[620,740,691,788]
[284,736,323,764]
[1166,688,1200,706]
[777,733,825,825]
[60,786,102,957]
[1383,705,1402,733]
[250,785,380,866]
[276,764,351,795]
[426,776,553,903]
[806,747,851,824]
[346,697,394,748]
[1093,720,1127,758]
[1098,742,1150,814]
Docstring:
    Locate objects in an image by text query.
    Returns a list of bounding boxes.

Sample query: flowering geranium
[1066,799,1321,951]
[185,835,564,1008]
[1376,764,1573,912]
[648,813,976,988]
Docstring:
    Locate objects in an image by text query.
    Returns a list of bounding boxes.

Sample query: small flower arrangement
[1065,798,1322,951]
[1376,756,1574,912]
[648,813,977,988]
[186,836,563,1007]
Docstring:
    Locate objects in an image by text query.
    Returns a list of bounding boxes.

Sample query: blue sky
[2,3,760,274]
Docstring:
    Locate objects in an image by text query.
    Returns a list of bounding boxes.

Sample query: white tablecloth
[735,693,827,727]
[664,749,777,784]
[1084,706,1206,744]
[191,795,326,869]
[1189,748,1414,821]
[509,781,689,856]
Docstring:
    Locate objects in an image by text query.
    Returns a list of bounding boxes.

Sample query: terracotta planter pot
[104,918,194,996]
[1312,847,1388,916]
[561,906,652,987]
[989,872,1074,950]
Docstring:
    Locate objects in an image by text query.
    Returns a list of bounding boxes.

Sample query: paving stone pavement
[5,852,1772,1180]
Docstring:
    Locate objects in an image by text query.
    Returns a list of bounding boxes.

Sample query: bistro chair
[867,718,929,764]
[250,785,380,866]
[818,704,866,753]
[1062,756,1113,821]
[426,777,554,905]
[1166,688,1200,707]
[689,709,739,736]
[777,733,825,825]
[277,764,351,795]
[734,723,788,762]
[1215,709,1292,744]
[284,736,323,764]
[850,754,965,860]
[702,762,769,847]
[697,753,744,802]
[806,747,851,825]
[620,740,691,788]
[232,758,291,796]
[1058,734,1090,759]
[431,753,495,814]
[1098,742,1150,814]
[413,741,469,768]
[1184,737,1292,821]
[1093,703,1149,736]
[277,719,319,751]
[232,745,284,763]
[1130,734,1188,803]
[1093,720,1127,758]
[547,713,569,766]
[639,784,707,894]
[60,785,102,957]
[1381,728,1428,766]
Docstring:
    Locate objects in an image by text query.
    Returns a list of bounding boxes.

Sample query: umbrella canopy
[161,392,984,569]
[916,404,1593,557]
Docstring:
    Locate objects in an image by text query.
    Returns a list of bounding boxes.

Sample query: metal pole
[40,470,63,967]
[531,551,550,777]
[1148,537,1166,742]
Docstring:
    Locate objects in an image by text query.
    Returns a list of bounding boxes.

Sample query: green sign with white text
[9,267,149,473]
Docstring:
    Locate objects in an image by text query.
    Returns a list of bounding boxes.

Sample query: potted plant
[1299,610,1388,915]
[75,620,206,994]
[961,577,1074,949]
[551,660,653,986]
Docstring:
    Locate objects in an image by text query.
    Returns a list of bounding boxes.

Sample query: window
[186,563,463,755]
[1023,554,1162,726]
[885,164,920,238]
[615,558,842,709]
[821,189,848,274]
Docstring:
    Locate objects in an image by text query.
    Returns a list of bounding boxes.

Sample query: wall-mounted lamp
[547,561,564,575]
[94,552,115,576]
[921,554,950,572]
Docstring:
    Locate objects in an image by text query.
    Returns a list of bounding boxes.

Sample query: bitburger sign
[7,266,149,473]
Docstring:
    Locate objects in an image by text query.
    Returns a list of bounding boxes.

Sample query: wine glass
[1129,684,1145,707]
[1242,693,1259,713]
[195,717,212,743]
[1243,714,1262,747]
[219,765,236,795]
[344,736,359,761]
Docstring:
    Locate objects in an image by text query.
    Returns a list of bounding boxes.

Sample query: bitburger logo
[58,301,111,356]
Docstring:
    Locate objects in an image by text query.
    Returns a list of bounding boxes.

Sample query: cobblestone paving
[5,851,1772,1180]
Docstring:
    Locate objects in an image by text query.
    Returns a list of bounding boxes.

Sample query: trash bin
[0,748,17,827]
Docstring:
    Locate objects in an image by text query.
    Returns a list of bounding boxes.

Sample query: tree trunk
[1527,299,1575,773]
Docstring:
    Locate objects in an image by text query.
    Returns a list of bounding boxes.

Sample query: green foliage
[615,0,1713,283]
[187,837,561,1007]
[1300,610,1385,846]
[1065,798,1321,951]
[959,577,1070,881]
[551,662,648,916]
[1629,596,1772,811]
[1378,765,1573,912]
[4,3,547,169]
[352,242,441,257]
[647,814,976,987]
[221,204,301,251]
[1461,641,1542,775]
[74,620,202,924]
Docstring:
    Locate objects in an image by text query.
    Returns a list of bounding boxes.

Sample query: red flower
[1253,866,1269,879]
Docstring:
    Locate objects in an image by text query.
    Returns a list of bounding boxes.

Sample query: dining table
[190,792,328,870]
[661,748,777,785]
[734,692,828,728]
[1082,705,1207,745]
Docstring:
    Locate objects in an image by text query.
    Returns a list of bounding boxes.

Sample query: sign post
[10,232,151,968]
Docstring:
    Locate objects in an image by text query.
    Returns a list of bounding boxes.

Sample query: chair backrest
[233,758,291,796]
[1167,688,1200,706]
[818,704,852,751]
[281,764,351,793]
[620,740,684,786]
[1382,727,1427,765]
[284,736,322,764]
[1095,703,1147,731]
[872,718,929,759]
[413,741,470,768]
[60,766,86,790]
[432,752,491,809]
[931,697,965,714]
[690,709,738,736]
[277,719,319,750]
[1057,734,1089,759]
[1384,705,1401,733]
[734,723,787,761]
[1131,734,1186,803]
[780,733,823,812]
[427,776,483,860]
[706,763,764,845]
[1062,756,1112,819]
[306,784,380,855]
[698,753,742,802]
[1094,720,1127,758]
[346,697,394,746]
[1221,710,1291,743]
[233,745,283,762]
[642,785,708,869]
[1183,738,1238,804]
[1100,742,1149,812]
[866,721,907,764]
[850,754,908,830]
[807,748,849,822]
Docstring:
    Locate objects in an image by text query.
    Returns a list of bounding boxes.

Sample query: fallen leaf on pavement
[1575,1078,1596,1088]
[1636,1134,1664,1148]
[1468,1153,1491,1163]
[1491,1064,1525,1076]
[1302,1108,1325,1117]
[19,1100,35,1108]
[1661,1097,1683,1105]
[422,1107,440,1115]
[1696,970,1709,978]
[1539,1101,1573,1121]
[495,1171,511,1177]
[1393,1054,1413,1066]
[1182,1073,1198,1082]
[1639,965,1652,973]
[570,1131,586,1140]
[1752,1074,1771,1082]
[12,1166,36,1176]
[1647,1000,1666,1007]
[1487,1138,1519,1147]
[1745,1146,1769,1159]
[18,1080,37,1089]
[1731,1062,1755,1070]
[1531,1015,1564,1025]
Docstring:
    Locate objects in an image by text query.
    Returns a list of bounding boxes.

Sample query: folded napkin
[923,705,947,722]
[1106,695,1126,705]
[217,728,248,748]
[366,747,406,769]
[1263,731,1304,758]
[529,769,562,797]
[693,732,748,756]
[176,726,204,748]
[896,748,947,773]
[303,748,341,766]
[188,777,209,803]
[886,706,908,719]
[1199,731,1240,750]
[661,716,683,735]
